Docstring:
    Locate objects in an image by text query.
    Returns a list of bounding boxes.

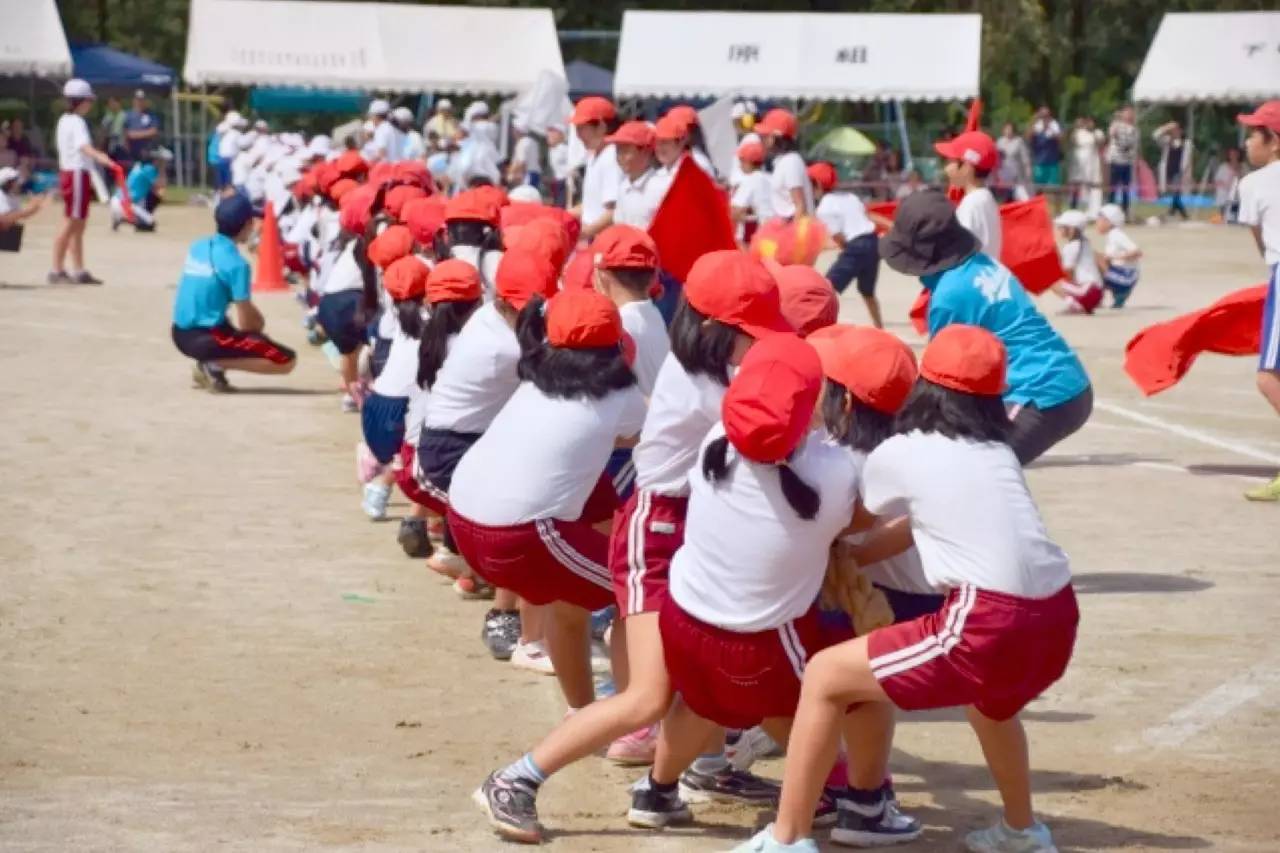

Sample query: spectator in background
[1154,120,1192,221]
[546,124,570,207]
[895,167,925,200]
[215,111,247,190]
[124,90,160,162]
[1214,147,1243,223]
[1068,116,1104,212]
[395,107,425,160]
[996,122,1031,201]
[425,99,458,147]
[6,118,35,186]
[101,96,127,159]
[1106,105,1138,216]
[1028,106,1063,190]
[0,165,45,231]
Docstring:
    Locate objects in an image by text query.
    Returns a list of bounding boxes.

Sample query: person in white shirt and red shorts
[52,79,117,285]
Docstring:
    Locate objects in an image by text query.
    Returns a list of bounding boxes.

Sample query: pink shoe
[355,442,383,484]
[606,723,659,766]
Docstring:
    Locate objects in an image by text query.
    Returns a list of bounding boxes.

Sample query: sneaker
[813,785,842,829]
[726,725,782,772]
[396,518,433,558]
[454,574,494,600]
[627,774,691,829]
[963,820,1057,853]
[110,212,121,231]
[482,609,521,660]
[192,362,231,393]
[729,825,820,853]
[426,516,445,544]
[47,271,70,284]
[678,767,780,806]
[70,270,103,285]
[510,639,556,676]
[471,771,543,844]
[590,605,616,642]
[606,723,659,766]
[362,483,391,520]
[355,442,383,484]
[341,393,359,413]
[426,549,468,582]
[1244,475,1280,502]
[831,792,922,847]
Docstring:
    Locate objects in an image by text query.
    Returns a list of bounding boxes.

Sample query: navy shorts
[825,233,880,298]
[316,290,366,355]
[370,336,392,379]
[361,392,409,464]
[417,428,483,493]
[1261,264,1279,372]
[606,447,636,502]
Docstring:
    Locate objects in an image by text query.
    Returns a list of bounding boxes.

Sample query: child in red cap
[608,122,667,231]
[591,225,668,393]
[440,189,504,298]
[751,324,1077,853]
[730,138,771,245]
[758,108,812,219]
[569,96,622,241]
[936,130,1002,259]
[807,161,893,328]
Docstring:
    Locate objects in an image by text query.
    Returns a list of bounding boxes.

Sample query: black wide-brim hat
[880,189,980,277]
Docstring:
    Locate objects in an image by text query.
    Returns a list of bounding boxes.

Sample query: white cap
[392,106,415,123]
[226,110,248,129]
[1099,203,1126,227]
[0,166,19,187]
[63,78,94,100]
[275,158,303,186]
[436,98,453,112]
[508,185,542,204]
[307,135,332,157]
[464,101,490,121]
[151,145,174,161]
[367,99,391,117]
[1054,209,1088,230]
[254,119,269,131]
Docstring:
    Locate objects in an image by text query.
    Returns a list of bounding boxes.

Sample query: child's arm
[231,299,266,333]
[1251,225,1267,260]
[848,515,914,565]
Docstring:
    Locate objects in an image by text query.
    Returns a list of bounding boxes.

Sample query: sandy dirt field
[1,201,1277,853]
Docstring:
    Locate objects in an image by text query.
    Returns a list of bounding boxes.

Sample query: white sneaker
[362,482,391,520]
[510,640,556,675]
[727,825,819,852]
[726,725,781,771]
[964,820,1058,853]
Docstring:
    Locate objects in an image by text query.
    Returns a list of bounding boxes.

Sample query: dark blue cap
[214,193,257,236]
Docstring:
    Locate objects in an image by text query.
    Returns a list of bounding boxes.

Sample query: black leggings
[1008,386,1094,465]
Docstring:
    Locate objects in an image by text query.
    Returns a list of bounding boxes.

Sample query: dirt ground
[0,201,1277,853]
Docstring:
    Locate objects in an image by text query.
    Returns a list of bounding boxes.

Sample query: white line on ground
[1094,399,1280,466]
[1124,662,1280,751]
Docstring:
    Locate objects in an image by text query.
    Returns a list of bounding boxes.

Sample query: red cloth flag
[647,157,738,282]
[999,196,1063,295]
[109,162,135,224]
[965,99,984,133]
[1124,285,1267,396]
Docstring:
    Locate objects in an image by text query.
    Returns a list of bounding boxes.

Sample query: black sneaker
[396,518,433,558]
[481,609,521,661]
[70,270,103,285]
[813,785,842,829]
[831,790,921,847]
[472,771,542,844]
[47,271,70,285]
[200,363,232,393]
[678,766,780,805]
[627,774,691,829]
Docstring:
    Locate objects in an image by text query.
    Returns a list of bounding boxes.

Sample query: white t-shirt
[449,382,647,525]
[816,191,875,242]
[837,446,935,594]
[862,431,1072,599]
[368,121,398,163]
[217,128,242,160]
[614,168,670,230]
[402,130,426,161]
[423,302,521,434]
[582,144,623,227]
[514,135,541,173]
[632,354,726,495]
[1103,227,1140,272]
[1059,238,1102,286]
[769,151,812,220]
[730,170,773,221]
[0,192,16,215]
[1238,160,1280,266]
[956,187,1003,260]
[549,142,571,181]
[670,427,860,632]
[372,315,424,399]
[318,241,364,296]
[56,113,93,171]
[619,299,670,396]
[450,245,503,301]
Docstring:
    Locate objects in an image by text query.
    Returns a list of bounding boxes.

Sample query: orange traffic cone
[253,200,289,293]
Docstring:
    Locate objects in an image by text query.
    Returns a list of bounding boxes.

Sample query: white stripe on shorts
[535,518,611,588]
[777,621,808,680]
[1264,266,1280,370]
[869,584,977,680]
[626,490,653,615]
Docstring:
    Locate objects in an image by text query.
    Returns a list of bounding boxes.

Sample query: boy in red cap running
[936,130,1002,259]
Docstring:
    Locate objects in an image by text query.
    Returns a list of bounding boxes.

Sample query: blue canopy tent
[565,59,613,98]
[69,42,175,90]
[249,87,367,115]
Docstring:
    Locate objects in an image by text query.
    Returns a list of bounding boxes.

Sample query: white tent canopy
[614,11,979,102]
[183,0,565,94]
[0,0,72,78]
[1133,12,1280,104]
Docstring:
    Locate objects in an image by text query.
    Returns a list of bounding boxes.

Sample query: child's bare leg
[966,706,1034,829]
[651,697,718,785]
[842,702,895,789]
[1257,370,1280,417]
[772,637,892,844]
[760,716,793,750]
[518,599,543,643]
[609,615,630,691]
[339,351,359,388]
[545,601,593,709]
[862,294,884,329]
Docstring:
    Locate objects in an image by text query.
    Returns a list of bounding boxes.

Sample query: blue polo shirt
[924,253,1090,409]
[123,108,159,158]
[173,234,251,330]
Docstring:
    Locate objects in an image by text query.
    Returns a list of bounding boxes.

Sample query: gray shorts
[1007,386,1093,465]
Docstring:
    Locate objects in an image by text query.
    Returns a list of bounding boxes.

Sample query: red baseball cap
[328,177,359,203]
[367,224,414,269]
[334,150,368,179]
[368,161,395,185]
[665,105,699,129]
[496,248,559,310]
[504,217,571,274]
[774,265,838,338]
[445,189,500,227]
[722,333,823,464]
[400,196,447,245]
[1238,100,1280,133]
[571,96,616,126]
[593,224,659,270]
[737,140,764,165]
[546,289,624,349]
[606,120,656,149]
[654,114,690,142]
[338,184,378,234]
[934,131,998,172]
[806,162,838,193]
[294,170,319,200]
[393,160,432,189]
[315,162,341,195]
[808,325,918,414]
[920,324,1006,396]
[385,184,428,220]
[757,108,798,139]
[684,250,793,339]
[383,255,429,302]
[426,258,482,304]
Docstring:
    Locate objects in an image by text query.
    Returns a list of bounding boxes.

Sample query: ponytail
[515,293,548,380]
[777,463,820,521]
[417,298,481,390]
[396,299,426,341]
[701,436,732,484]
[352,233,379,312]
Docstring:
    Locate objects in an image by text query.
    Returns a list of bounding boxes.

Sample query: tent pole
[28,76,35,129]
[200,86,208,190]
[172,86,183,187]
[896,100,912,171]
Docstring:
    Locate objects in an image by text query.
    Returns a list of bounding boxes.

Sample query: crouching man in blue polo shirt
[171,195,297,391]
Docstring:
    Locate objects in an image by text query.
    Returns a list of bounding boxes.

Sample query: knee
[618,687,672,724]
[277,357,298,375]
[1256,370,1280,401]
